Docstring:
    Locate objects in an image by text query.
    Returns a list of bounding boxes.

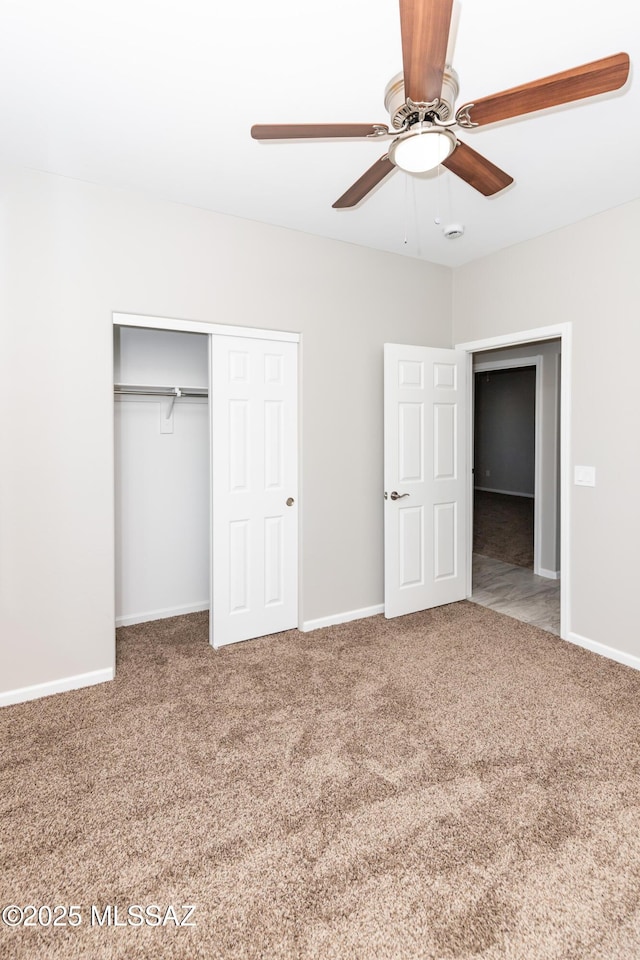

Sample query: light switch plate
[574,465,595,486]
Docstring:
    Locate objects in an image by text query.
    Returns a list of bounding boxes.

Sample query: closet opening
[114,325,210,630]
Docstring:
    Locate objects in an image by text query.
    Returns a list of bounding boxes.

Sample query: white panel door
[210,335,298,647]
[384,343,468,618]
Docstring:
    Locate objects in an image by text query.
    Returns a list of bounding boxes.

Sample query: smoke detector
[443,223,464,239]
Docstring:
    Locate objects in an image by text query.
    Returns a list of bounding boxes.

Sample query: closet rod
[114,383,208,398]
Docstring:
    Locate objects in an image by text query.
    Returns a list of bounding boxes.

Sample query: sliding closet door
[210,335,298,647]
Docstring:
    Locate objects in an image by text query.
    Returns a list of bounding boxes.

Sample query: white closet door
[210,335,298,647]
[384,343,468,618]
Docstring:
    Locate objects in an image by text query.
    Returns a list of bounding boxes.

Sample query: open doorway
[383,326,571,640]
[114,325,210,628]
[474,363,537,568]
[468,339,562,635]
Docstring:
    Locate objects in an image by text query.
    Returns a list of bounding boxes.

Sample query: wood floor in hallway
[470,553,560,635]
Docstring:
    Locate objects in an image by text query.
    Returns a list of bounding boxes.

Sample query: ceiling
[1,0,638,267]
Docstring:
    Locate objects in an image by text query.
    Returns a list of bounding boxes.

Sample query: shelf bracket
[165,387,182,419]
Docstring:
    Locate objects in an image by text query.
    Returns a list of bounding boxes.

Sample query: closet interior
[114,325,210,627]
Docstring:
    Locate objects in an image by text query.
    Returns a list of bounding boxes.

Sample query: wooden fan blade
[332,155,396,208]
[251,123,388,140]
[459,52,630,127]
[442,140,513,196]
[399,0,455,103]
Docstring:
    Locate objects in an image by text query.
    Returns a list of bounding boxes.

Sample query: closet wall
[114,326,209,625]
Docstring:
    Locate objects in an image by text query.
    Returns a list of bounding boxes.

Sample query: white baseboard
[116,601,209,628]
[302,604,384,632]
[475,486,534,498]
[566,631,640,673]
[537,567,560,580]
[0,667,114,709]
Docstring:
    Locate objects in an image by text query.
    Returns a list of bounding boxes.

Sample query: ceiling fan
[251,0,630,208]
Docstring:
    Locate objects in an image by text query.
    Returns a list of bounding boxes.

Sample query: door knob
[286,497,295,506]
[390,491,410,501]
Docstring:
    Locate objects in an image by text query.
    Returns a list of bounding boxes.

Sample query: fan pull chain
[446,168,453,223]
[402,174,421,253]
[403,173,409,246]
[434,163,442,226]
[412,175,421,257]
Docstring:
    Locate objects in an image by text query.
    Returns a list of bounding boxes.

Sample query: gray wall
[3,164,639,698]
[474,367,536,496]
[0,164,451,697]
[454,198,640,657]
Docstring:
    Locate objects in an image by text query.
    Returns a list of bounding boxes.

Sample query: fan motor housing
[384,67,460,129]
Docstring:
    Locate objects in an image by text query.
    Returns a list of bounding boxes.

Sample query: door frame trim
[456,323,571,640]
[112,312,303,647]
[473,356,544,576]
[113,312,300,343]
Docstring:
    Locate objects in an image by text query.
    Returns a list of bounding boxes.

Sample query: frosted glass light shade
[389,127,456,173]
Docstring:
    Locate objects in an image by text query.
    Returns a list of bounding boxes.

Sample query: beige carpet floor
[2,606,640,959]
[474,491,535,569]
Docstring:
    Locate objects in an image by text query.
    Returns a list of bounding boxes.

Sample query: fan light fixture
[389,125,456,173]
[251,0,630,210]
